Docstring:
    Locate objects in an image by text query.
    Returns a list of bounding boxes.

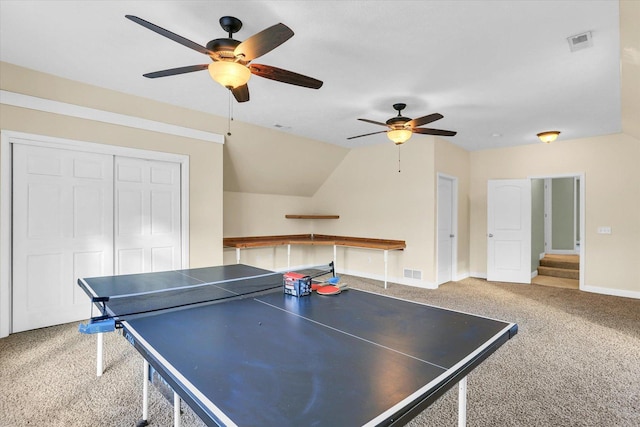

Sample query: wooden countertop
[223,234,406,250]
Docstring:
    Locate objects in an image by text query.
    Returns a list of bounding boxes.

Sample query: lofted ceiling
[0,1,623,151]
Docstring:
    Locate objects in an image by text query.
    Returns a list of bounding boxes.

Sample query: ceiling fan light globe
[387,129,412,145]
[208,61,251,89]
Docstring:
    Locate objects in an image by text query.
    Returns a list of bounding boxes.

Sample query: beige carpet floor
[1,276,638,426]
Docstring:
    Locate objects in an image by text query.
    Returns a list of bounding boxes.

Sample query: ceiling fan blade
[413,128,457,137]
[234,23,294,61]
[249,64,323,89]
[358,118,389,127]
[143,64,209,78]
[406,113,444,128]
[347,130,388,140]
[232,84,250,103]
[125,15,214,56]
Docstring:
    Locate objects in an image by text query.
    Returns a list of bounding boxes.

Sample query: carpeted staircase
[534,254,580,289]
[538,254,580,279]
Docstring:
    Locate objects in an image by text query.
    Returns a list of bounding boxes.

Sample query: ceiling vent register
[567,31,593,52]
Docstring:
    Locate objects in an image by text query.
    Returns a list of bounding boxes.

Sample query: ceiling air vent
[567,31,593,52]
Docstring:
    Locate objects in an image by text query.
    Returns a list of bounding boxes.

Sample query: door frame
[544,177,580,255]
[530,172,585,290]
[436,173,458,285]
[0,130,190,337]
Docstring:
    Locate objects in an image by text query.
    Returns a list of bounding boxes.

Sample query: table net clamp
[78,297,117,334]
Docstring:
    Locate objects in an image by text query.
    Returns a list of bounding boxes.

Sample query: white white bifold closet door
[114,156,181,274]
[12,144,114,332]
[12,145,182,332]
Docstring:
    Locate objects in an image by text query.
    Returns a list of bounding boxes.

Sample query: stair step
[538,266,579,280]
[532,275,579,289]
[540,258,579,270]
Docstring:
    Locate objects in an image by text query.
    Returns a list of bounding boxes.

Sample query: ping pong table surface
[78,263,517,427]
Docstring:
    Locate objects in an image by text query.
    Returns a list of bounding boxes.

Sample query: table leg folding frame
[139,359,182,427]
[458,376,468,426]
[96,332,104,376]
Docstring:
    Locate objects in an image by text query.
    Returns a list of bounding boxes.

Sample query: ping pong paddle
[316,285,341,295]
[312,276,338,290]
[326,276,340,285]
[316,282,348,295]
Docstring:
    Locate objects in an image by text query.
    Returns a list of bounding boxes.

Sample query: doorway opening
[530,174,584,290]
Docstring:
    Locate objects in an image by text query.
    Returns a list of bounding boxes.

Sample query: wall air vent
[403,268,422,280]
[567,31,593,52]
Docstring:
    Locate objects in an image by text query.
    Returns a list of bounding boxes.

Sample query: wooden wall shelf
[285,215,339,219]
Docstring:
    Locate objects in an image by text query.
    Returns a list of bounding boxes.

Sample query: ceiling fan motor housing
[206,38,242,61]
[387,116,411,127]
[388,103,411,127]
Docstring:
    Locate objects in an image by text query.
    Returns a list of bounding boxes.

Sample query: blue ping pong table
[78,263,517,427]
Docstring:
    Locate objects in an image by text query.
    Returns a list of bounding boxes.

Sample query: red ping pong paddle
[316,285,341,295]
[316,283,348,295]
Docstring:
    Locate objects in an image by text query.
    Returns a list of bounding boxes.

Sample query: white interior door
[12,144,114,332]
[487,179,531,283]
[437,175,457,285]
[114,157,182,274]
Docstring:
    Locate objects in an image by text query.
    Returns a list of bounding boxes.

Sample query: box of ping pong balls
[283,272,312,297]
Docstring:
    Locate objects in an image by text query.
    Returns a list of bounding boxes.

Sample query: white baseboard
[470,272,639,300]
[453,272,470,282]
[582,285,640,300]
[335,267,437,289]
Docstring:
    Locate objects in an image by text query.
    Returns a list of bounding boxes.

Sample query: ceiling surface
[0,1,622,150]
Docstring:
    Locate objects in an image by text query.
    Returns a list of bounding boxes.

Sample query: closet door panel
[114,157,181,274]
[12,144,114,332]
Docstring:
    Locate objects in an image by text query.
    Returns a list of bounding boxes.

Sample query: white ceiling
[0,1,622,151]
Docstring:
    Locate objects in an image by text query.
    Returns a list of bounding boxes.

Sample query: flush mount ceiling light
[537,131,561,143]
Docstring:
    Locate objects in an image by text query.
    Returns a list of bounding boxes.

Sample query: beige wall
[470,133,640,295]
[222,137,473,288]
[223,139,440,286]
[0,62,224,268]
[310,140,438,285]
[222,191,318,268]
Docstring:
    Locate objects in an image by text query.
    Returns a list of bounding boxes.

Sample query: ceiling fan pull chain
[398,145,401,173]
[227,90,233,136]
